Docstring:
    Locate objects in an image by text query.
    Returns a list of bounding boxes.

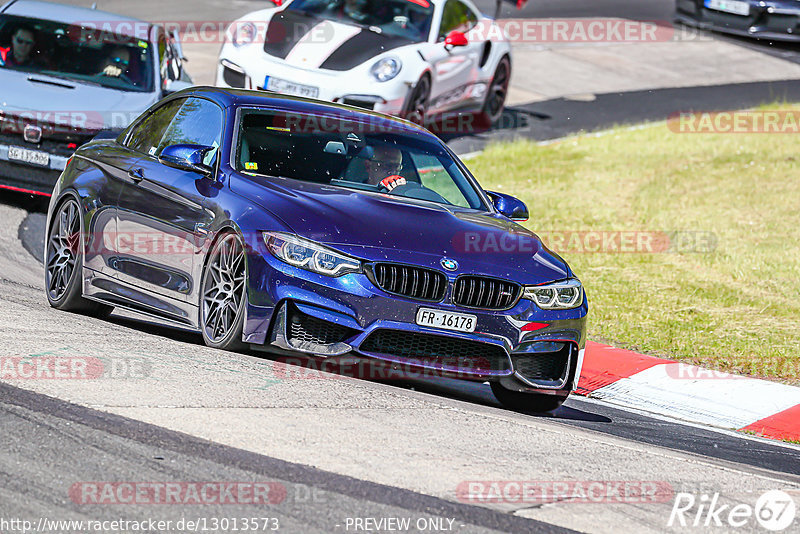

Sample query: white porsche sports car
[216,0,525,126]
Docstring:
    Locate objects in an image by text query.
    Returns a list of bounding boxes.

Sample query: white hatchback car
[216,0,524,127]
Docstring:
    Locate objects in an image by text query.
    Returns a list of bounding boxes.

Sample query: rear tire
[403,75,430,126]
[483,56,511,124]
[45,197,113,317]
[200,231,247,351]
[491,382,566,413]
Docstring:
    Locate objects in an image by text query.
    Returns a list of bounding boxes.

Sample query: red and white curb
[576,341,800,442]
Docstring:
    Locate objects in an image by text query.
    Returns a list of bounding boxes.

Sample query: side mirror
[445,30,469,48]
[486,191,529,221]
[159,144,215,176]
[163,79,193,95]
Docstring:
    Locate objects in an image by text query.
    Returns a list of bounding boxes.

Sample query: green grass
[468,110,800,384]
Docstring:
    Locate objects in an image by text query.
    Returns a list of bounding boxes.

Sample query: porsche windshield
[0,15,154,92]
[287,0,434,42]
[235,109,487,211]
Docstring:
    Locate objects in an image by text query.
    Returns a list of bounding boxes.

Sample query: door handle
[128,168,144,183]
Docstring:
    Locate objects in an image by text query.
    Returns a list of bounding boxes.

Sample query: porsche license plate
[8,146,50,167]
[704,0,750,16]
[416,308,477,333]
[265,76,320,99]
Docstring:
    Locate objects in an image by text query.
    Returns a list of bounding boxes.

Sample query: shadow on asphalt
[2,190,49,214]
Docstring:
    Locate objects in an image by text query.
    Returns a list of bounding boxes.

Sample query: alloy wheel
[46,199,80,301]
[202,234,246,344]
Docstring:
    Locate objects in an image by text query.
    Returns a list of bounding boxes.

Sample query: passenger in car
[0,25,38,68]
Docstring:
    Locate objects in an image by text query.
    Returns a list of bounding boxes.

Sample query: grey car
[0,0,192,195]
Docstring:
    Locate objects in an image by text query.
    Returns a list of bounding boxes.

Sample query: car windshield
[286,0,434,42]
[0,15,154,92]
[235,109,487,210]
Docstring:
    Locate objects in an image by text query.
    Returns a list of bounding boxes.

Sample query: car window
[0,14,155,92]
[410,153,471,208]
[125,98,186,155]
[439,0,478,40]
[235,109,486,211]
[156,98,224,165]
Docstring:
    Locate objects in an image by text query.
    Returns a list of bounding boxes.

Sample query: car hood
[0,69,158,131]
[232,174,570,285]
[261,8,415,71]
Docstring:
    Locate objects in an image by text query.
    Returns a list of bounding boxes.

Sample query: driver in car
[365,144,407,191]
[0,25,38,68]
[99,46,130,79]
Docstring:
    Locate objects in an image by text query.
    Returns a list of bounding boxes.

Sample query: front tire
[45,197,113,317]
[491,382,566,413]
[200,231,247,351]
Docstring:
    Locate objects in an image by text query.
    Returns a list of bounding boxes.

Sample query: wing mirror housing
[486,190,529,221]
[159,144,215,176]
[445,30,469,48]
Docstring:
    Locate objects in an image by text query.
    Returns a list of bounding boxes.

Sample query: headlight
[523,279,583,309]
[232,22,257,47]
[370,57,402,82]
[263,232,362,277]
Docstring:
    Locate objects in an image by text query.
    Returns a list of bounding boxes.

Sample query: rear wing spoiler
[494,0,528,19]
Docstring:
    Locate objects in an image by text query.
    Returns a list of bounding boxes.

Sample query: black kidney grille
[360,330,511,373]
[512,353,569,382]
[371,263,446,301]
[288,307,355,346]
[452,276,521,310]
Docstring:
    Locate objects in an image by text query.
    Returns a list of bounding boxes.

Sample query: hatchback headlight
[370,56,402,82]
[523,279,583,309]
[263,232,362,277]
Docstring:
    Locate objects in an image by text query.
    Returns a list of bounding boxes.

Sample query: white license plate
[416,308,477,333]
[265,76,320,99]
[705,0,750,16]
[8,146,50,167]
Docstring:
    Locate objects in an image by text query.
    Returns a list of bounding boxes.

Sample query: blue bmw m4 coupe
[44,87,588,412]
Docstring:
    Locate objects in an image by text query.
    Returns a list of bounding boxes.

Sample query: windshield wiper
[26,76,76,89]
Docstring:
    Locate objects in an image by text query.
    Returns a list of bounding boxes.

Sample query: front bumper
[676,0,800,41]
[216,45,411,116]
[244,251,588,395]
[0,144,68,195]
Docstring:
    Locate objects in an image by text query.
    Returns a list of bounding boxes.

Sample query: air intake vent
[513,352,570,382]
[369,263,447,302]
[452,276,521,310]
[360,330,511,373]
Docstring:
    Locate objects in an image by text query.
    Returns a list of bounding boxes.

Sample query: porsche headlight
[370,57,402,82]
[232,22,257,47]
[523,279,583,310]
[263,232,362,277]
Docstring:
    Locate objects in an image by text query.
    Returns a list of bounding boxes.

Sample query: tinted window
[157,98,224,165]
[439,0,478,39]
[125,98,186,155]
[235,109,486,210]
[0,14,155,92]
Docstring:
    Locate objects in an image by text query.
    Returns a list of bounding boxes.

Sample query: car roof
[183,87,436,139]
[1,0,148,30]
